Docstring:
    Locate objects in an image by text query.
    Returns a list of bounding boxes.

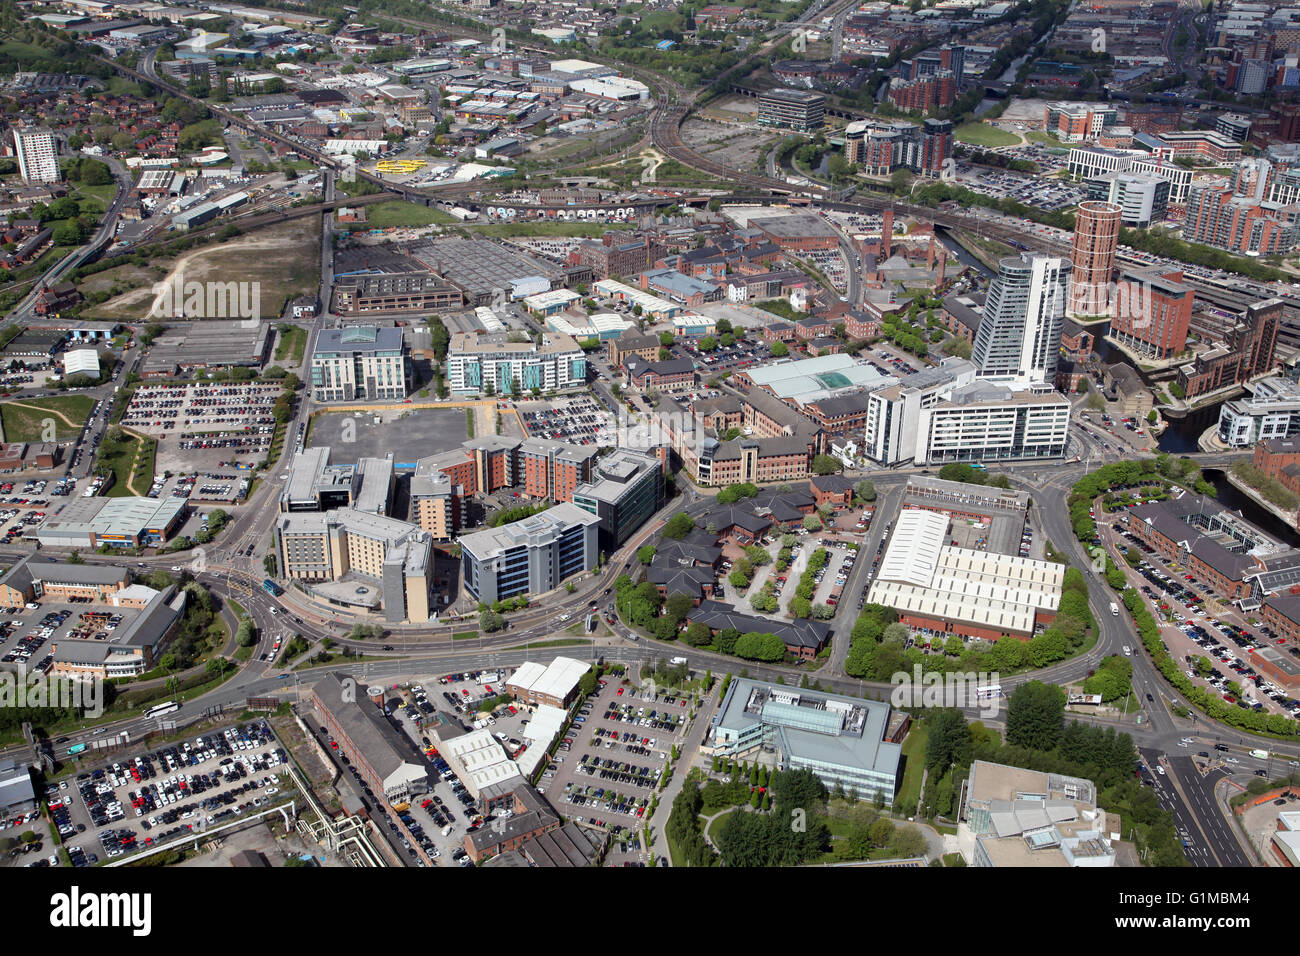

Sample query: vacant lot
[87,220,321,322]
[954,122,1020,148]
[274,326,307,364]
[0,395,94,442]
[359,201,457,229]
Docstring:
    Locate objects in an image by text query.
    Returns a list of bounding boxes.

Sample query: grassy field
[0,395,94,442]
[356,201,457,229]
[274,326,307,363]
[75,262,164,299]
[70,183,119,214]
[954,122,1019,148]
[87,220,320,322]
[705,807,739,844]
[129,435,156,495]
[98,432,144,497]
[896,720,929,811]
[1023,130,1066,148]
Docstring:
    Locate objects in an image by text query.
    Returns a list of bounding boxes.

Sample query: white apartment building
[446,331,586,395]
[1067,147,1193,203]
[863,365,1069,466]
[13,128,59,184]
[919,382,1071,465]
[1217,376,1300,447]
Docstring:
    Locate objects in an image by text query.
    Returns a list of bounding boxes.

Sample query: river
[1205,469,1300,548]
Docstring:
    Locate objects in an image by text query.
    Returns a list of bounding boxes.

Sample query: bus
[144,701,180,719]
[262,579,283,597]
[66,743,86,756]
[974,685,1003,700]
[970,462,987,471]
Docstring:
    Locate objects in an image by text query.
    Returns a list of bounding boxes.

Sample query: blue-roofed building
[710,678,904,805]
[640,267,723,306]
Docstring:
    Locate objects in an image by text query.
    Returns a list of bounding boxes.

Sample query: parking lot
[1109,520,1300,719]
[723,521,867,618]
[121,382,280,474]
[517,395,614,445]
[0,600,153,672]
[50,720,290,866]
[539,676,681,849]
[307,406,467,466]
[674,337,770,374]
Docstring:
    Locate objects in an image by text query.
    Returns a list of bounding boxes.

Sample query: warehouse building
[866,506,1062,641]
[504,656,591,709]
[311,673,428,804]
[36,497,188,549]
[432,727,522,807]
[139,322,271,378]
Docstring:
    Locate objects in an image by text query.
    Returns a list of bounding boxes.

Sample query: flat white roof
[506,661,546,692]
[876,508,949,588]
[867,545,1063,637]
[506,655,589,700]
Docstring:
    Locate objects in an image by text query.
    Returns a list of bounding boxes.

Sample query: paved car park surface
[52,720,290,865]
[1108,520,1300,719]
[539,678,683,845]
[121,382,280,474]
[518,395,613,445]
[0,602,145,671]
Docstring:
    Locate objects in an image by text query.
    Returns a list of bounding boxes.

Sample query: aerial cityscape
[0,0,1296,890]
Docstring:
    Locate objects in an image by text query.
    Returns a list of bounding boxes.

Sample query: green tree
[1005,681,1066,751]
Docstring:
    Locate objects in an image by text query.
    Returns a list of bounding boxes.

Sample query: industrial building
[138,322,271,378]
[35,497,187,549]
[311,673,428,804]
[504,656,591,708]
[709,678,903,805]
[866,486,1062,642]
